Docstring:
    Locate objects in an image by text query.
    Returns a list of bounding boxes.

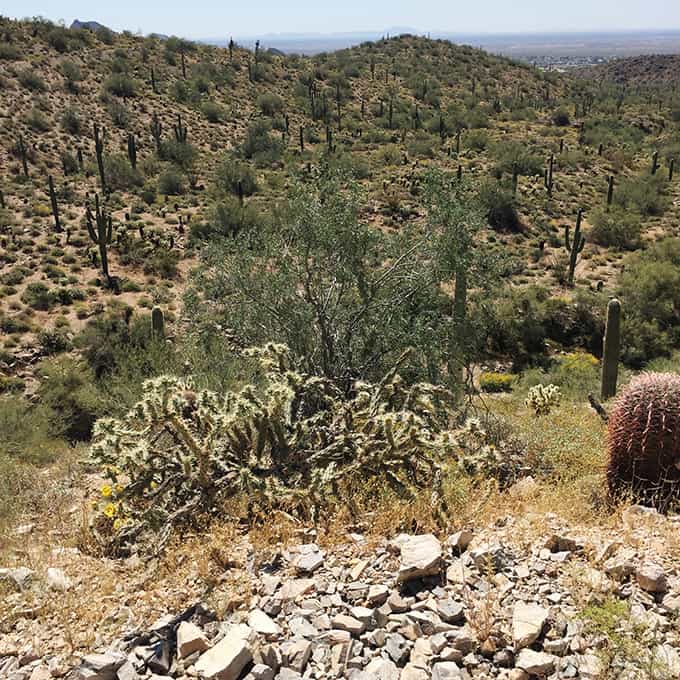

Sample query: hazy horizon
[3,0,680,40]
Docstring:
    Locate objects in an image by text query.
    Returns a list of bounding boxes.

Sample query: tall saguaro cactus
[565,208,586,287]
[48,175,61,233]
[18,135,29,178]
[606,175,614,209]
[150,113,163,153]
[127,133,137,169]
[93,123,106,193]
[173,114,187,143]
[151,306,165,339]
[86,195,113,285]
[601,298,621,400]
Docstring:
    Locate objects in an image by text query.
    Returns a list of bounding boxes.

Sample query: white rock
[367,584,390,605]
[431,661,463,679]
[655,643,680,677]
[195,625,253,680]
[397,534,442,583]
[363,658,400,679]
[512,602,548,648]
[575,653,605,679]
[248,609,281,637]
[291,544,324,574]
[515,649,556,675]
[177,621,210,658]
[46,567,71,591]
[279,579,316,601]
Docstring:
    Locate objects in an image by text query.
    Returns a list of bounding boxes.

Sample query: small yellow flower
[113,518,124,531]
[150,481,158,490]
[114,483,124,494]
[103,503,117,519]
[101,485,113,498]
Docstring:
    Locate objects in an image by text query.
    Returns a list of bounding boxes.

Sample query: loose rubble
[2,507,680,679]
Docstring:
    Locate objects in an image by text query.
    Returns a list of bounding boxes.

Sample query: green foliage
[104,154,144,191]
[589,207,641,250]
[192,199,265,242]
[201,100,224,123]
[213,158,258,197]
[478,181,521,232]
[89,342,458,554]
[158,169,186,195]
[37,358,102,441]
[60,106,81,135]
[257,92,285,116]
[239,120,284,165]
[619,238,680,367]
[18,68,46,91]
[552,108,570,126]
[614,174,668,216]
[103,73,137,98]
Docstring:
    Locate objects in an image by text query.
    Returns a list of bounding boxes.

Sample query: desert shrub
[38,328,73,355]
[239,120,284,165]
[104,73,137,98]
[201,100,224,123]
[18,69,47,91]
[614,174,668,216]
[105,155,144,191]
[37,358,102,441]
[0,376,25,394]
[158,169,185,195]
[589,207,641,250]
[479,182,521,232]
[61,151,79,174]
[26,108,51,132]
[60,59,83,91]
[582,117,644,149]
[96,26,115,45]
[491,141,543,178]
[466,129,488,151]
[0,43,21,60]
[159,140,198,171]
[143,248,179,279]
[60,107,82,135]
[552,108,570,126]
[619,238,680,367]
[479,372,514,393]
[213,158,258,196]
[192,199,264,242]
[21,282,55,311]
[257,92,285,116]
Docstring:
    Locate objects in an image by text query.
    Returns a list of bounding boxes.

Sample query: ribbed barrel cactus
[607,373,680,509]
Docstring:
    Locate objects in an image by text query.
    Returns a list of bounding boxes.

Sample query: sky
[3,0,680,39]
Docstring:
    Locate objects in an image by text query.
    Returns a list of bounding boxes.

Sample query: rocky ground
[2,497,680,680]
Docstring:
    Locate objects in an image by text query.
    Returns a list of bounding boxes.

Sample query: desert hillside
[1,16,680,680]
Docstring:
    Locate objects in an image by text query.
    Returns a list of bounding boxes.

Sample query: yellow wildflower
[103,503,117,519]
[101,484,113,498]
[113,518,124,531]
[150,481,158,490]
[114,483,124,494]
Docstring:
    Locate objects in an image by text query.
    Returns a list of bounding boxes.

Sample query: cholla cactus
[525,384,561,416]
[89,343,462,555]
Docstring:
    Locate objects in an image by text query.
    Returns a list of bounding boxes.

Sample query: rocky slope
[2,499,680,680]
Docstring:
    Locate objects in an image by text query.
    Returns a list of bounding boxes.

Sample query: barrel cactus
[607,373,680,509]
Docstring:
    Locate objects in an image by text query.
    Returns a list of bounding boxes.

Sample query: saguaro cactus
[545,154,554,196]
[299,125,304,153]
[151,66,158,94]
[127,133,137,169]
[150,113,163,153]
[173,114,187,143]
[670,159,675,182]
[151,306,165,339]
[93,123,106,193]
[86,194,113,285]
[48,175,61,233]
[651,151,659,175]
[606,175,614,209]
[17,135,29,177]
[565,209,586,286]
[601,298,621,400]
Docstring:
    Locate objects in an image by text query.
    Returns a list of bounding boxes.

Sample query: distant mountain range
[69,19,108,32]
